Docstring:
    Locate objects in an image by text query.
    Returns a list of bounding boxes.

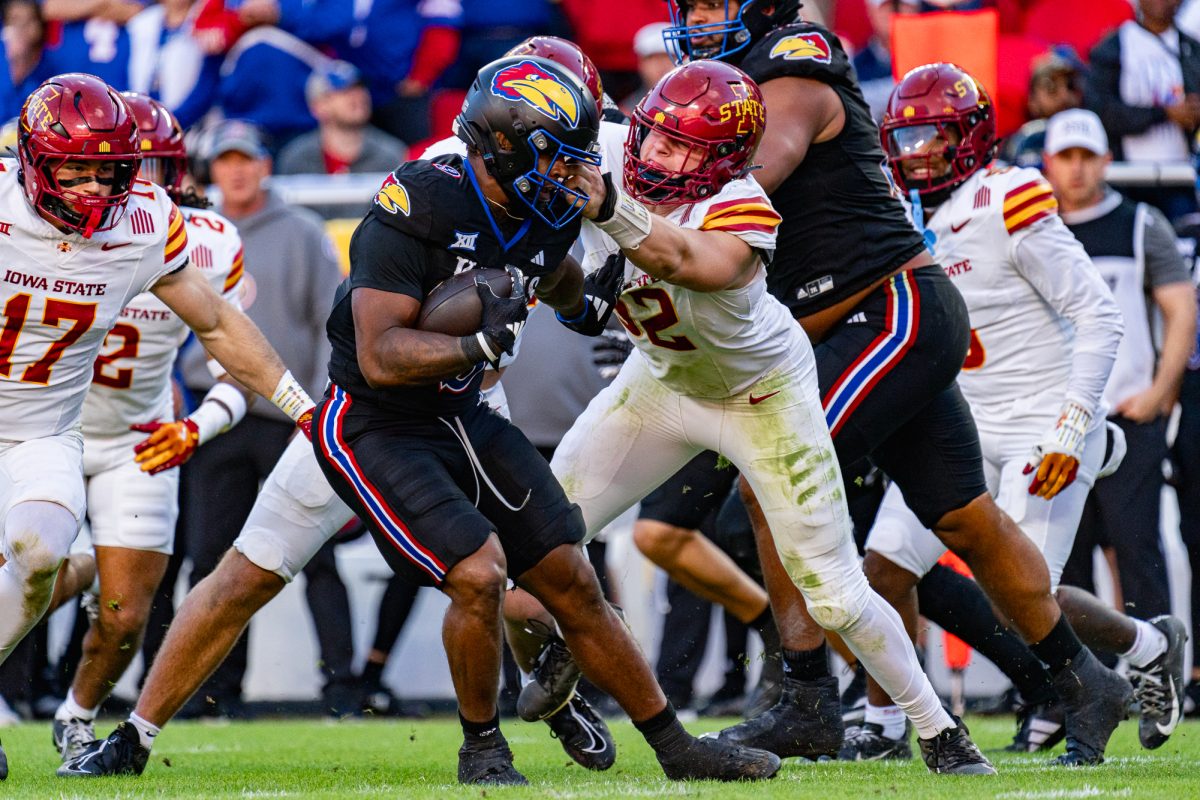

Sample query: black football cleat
[840,663,868,731]
[705,674,842,759]
[1129,615,1187,750]
[517,626,580,722]
[657,732,780,781]
[1,736,8,781]
[838,722,912,761]
[744,651,783,720]
[457,733,528,786]
[1005,699,1066,753]
[545,694,616,770]
[918,719,996,775]
[53,716,95,762]
[57,722,149,778]
[1052,648,1133,766]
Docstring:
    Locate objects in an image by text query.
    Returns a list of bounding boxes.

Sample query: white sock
[128,713,161,751]
[864,703,907,740]
[1122,619,1168,668]
[57,689,97,722]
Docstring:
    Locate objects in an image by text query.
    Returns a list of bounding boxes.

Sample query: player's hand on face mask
[131,419,199,475]
[557,253,626,336]
[1023,401,1091,499]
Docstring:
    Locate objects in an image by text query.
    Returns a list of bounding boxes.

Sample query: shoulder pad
[999,167,1058,236]
[369,155,467,244]
[740,22,855,91]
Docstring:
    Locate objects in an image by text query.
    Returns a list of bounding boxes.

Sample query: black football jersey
[739,22,927,316]
[326,154,580,418]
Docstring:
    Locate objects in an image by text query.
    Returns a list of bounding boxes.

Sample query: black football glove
[592,328,633,380]
[556,253,626,336]
[471,266,529,369]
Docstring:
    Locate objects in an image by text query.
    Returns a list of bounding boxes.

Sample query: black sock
[633,704,687,752]
[918,564,1056,705]
[749,606,781,657]
[782,644,830,681]
[361,660,384,686]
[459,711,501,741]
[1029,614,1085,677]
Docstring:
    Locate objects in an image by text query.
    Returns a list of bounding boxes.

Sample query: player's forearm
[360,328,478,388]
[195,306,288,401]
[1150,293,1199,405]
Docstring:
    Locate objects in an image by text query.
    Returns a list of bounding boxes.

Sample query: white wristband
[188,382,247,445]
[594,184,653,250]
[1052,401,1092,457]
[270,370,315,423]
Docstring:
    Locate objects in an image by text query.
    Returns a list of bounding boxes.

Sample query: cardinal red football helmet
[18,73,140,237]
[625,60,765,205]
[505,36,605,118]
[881,63,997,203]
[121,92,187,201]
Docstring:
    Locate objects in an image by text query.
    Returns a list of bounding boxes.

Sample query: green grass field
[1,715,1197,798]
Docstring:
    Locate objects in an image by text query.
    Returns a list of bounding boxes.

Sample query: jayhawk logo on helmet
[769,32,832,64]
[375,173,410,216]
[490,60,580,128]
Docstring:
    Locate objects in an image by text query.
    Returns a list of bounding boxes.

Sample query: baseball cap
[306,60,364,105]
[634,23,670,59]
[1044,108,1109,156]
[208,119,268,160]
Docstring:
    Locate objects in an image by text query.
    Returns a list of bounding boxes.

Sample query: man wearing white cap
[1044,108,1198,669]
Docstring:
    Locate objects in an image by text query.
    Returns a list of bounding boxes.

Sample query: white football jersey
[584,176,792,398]
[0,165,188,441]
[81,205,245,441]
[924,165,1119,421]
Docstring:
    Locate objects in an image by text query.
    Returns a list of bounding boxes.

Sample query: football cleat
[1005,699,1066,753]
[517,624,580,722]
[1052,648,1133,766]
[657,731,780,781]
[704,674,842,759]
[918,719,996,774]
[1129,615,1188,750]
[838,721,912,762]
[457,733,528,785]
[53,716,95,762]
[744,651,783,720]
[840,663,868,730]
[0,736,7,781]
[545,693,616,770]
[57,722,149,778]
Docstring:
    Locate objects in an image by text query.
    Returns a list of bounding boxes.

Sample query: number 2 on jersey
[93,323,141,389]
[0,294,97,384]
[614,287,696,352]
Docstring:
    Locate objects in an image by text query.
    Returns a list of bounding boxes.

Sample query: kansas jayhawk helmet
[121,92,187,202]
[505,36,605,119]
[455,55,601,229]
[626,60,765,205]
[663,0,803,65]
[881,63,997,204]
[18,73,140,237]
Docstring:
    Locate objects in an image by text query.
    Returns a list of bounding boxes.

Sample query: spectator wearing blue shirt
[1,0,57,120]
[41,0,145,90]
[441,0,566,89]
[237,0,464,144]
[127,0,222,128]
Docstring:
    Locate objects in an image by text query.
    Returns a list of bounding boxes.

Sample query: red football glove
[131,419,200,475]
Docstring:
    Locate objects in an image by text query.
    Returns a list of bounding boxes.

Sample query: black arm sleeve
[1085,34,1169,140]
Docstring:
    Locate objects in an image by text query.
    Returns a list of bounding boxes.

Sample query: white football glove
[1022,401,1092,499]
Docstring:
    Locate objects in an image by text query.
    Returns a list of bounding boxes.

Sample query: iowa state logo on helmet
[769,32,832,64]
[375,172,410,216]
[490,60,580,128]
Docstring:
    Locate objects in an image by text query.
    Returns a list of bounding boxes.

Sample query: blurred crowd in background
[0,0,1198,724]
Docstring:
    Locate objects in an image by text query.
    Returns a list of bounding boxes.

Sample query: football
[416,267,514,336]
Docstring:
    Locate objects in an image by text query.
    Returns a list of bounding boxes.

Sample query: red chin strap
[81,207,103,239]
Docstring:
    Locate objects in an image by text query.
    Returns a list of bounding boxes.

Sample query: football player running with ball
[0,74,314,781]
[563,59,991,775]
[50,94,255,765]
[663,1,1132,768]
[846,64,1186,763]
